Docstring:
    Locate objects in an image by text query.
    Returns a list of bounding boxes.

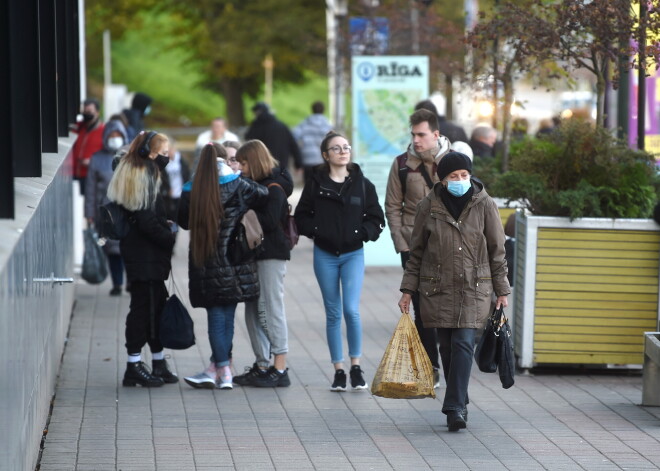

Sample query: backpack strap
[396,153,408,196]
[418,161,435,190]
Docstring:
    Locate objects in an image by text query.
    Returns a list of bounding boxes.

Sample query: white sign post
[351,55,429,266]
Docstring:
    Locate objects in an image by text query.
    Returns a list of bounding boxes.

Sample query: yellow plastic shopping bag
[371,312,436,399]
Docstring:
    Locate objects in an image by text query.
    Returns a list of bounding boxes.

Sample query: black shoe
[152,358,179,383]
[349,365,368,390]
[109,286,122,296]
[233,363,267,386]
[447,411,467,432]
[251,366,291,388]
[330,369,347,392]
[122,361,164,387]
[446,407,468,426]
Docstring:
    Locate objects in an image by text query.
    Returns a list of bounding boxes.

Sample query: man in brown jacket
[384,109,451,387]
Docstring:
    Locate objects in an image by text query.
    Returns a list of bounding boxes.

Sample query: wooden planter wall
[513,214,660,368]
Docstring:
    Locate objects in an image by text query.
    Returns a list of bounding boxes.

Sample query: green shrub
[490,120,656,218]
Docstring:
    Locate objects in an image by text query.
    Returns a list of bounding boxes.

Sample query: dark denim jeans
[437,328,476,414]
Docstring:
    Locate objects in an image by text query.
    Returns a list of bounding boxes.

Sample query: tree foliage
[467,1,557,170]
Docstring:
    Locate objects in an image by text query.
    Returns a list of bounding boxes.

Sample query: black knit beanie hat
[437,152,472,180]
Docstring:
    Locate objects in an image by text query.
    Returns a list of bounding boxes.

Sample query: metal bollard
[642,332,660,406]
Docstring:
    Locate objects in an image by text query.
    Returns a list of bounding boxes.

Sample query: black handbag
[474,306,515,389]
[81,227,108,284]
[474,306,504,373]
[160,278,195,350]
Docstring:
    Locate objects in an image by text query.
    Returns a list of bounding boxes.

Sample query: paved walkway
[39,231,660,470]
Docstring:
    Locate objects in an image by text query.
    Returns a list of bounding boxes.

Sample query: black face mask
[155,154,169,170]
[82,112,95,123]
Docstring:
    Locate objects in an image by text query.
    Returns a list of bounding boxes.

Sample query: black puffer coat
[120,196,175,282]
[177,176,269,308]
[255,167,294,261]
[294,164,385,256]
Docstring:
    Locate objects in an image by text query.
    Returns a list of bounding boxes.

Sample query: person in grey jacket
[398,152,510,432]
[84,118,129,296]
[293,101,333,181]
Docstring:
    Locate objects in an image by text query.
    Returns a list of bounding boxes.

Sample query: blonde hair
[107,131,167,211]
[236,140,278,181]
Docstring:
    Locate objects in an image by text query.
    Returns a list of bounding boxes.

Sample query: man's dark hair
[414,99,438,116]
[409,108,439,132]
[83,98,100,111]
[312,101,325,114]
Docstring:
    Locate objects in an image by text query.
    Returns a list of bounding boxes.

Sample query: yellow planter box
[513,214,660,368]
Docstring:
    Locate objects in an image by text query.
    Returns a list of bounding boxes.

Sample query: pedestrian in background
[71,98,105,195]
[398,152,510,431]
[107,131,178,388]
[162,137,190,230]
[293,101,333,182]
[469,124,498,159]
[121,92,153,141]
[233,140,294,388]
[246,102,302,173]
[178,143,268,390]
[84,117,129,296]
[384,108,452,388]
[294,131,385,392]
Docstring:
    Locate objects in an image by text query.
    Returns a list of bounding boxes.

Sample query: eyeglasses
[327,145,352,154]
[228,158,237,163]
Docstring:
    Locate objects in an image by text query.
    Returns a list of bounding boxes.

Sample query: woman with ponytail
[107,130,177,388]
[177,143,268,389]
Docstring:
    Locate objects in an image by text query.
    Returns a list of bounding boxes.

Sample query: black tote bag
[160,278,195,350]
[474,306,504,373]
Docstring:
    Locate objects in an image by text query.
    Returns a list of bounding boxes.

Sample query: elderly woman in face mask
[397,152,510,432]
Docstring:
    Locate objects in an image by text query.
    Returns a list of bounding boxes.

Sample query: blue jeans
[207,304,237,368]
[313,246,364,364]
[437,328,476,414]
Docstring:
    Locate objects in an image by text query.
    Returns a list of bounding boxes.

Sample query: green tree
[467,1,557,170]
[86,0,326,126]
[161,1,325,125]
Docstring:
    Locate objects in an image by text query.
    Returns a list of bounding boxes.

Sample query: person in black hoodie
[107,131,177,387]
[178,143,269,390]
[294,131,385,392]
[122,92,153,141]
[233,140,294,388]
[245,102,302,172]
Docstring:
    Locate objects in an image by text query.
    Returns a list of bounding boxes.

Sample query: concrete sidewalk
[39,232,660,470]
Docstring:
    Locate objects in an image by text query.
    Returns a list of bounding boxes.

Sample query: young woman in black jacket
[107,131,177,387]
[177,143,269,390]
[294,131,385,391]
[233,140,294,388]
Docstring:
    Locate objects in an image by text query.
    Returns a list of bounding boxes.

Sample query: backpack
[228,209,265,265]
[267,183,299,250]
[98,202,134,240]
[396,153,435,196]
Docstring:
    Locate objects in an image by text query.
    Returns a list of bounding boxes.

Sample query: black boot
[123,361,164,387]
[152,359,179,383]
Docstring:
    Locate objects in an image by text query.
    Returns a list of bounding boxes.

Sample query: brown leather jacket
[400,180,510,329]
[384,138,451,253]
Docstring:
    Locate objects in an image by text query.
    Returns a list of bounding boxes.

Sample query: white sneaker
[184,372,216,390]
[433,369,441,389]
[217,366,233,390]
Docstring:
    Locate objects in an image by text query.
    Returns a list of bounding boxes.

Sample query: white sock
[277,369,285,374]
[128,354,141,363]
[152,351,164,360]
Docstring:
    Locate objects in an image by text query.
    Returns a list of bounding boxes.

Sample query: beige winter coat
[400,181,510,328]
[384,138,451,253]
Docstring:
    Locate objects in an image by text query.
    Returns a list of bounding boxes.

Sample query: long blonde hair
[189,143,225,267]
[107,131,167,211]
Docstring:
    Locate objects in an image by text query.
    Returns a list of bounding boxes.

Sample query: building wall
[0,140,75,471]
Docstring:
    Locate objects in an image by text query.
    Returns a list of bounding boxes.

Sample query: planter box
[513,214,660,369]
[643,332,660,406]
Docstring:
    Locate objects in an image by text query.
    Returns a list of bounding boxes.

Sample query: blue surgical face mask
[447,179,471,197]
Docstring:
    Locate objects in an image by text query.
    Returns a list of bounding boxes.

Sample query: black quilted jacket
[177,176,268,308]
